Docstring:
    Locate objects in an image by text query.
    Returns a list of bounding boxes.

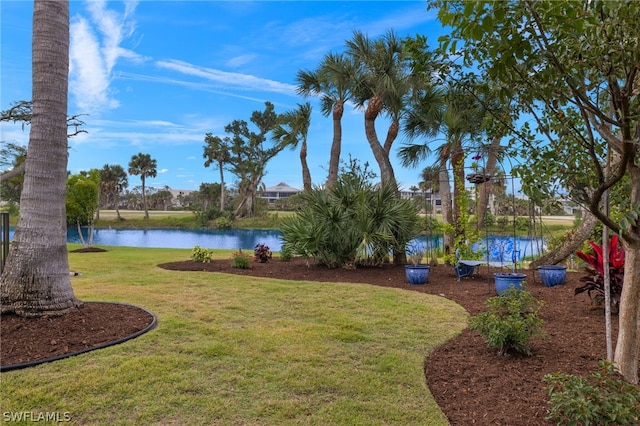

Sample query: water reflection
[8,227,545,256]
[66,228,284,251]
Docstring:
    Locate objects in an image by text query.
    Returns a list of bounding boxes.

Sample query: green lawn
[1,246,468,425]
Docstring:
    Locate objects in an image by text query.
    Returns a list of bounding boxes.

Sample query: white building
[260,182,301,206]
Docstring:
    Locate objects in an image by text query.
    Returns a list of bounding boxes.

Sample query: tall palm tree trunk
[300,140,311,192]
[325,102,344,190]
[439,160,454,261]
[141,176,149,219]
[364,98,398,189]
[0,0,80,317]
[476,137,501,229]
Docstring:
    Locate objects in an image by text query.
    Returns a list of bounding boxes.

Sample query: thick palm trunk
[364,98,397,189]
[0,0,80,317]
[325,102,344,190]
[300,140,311,192]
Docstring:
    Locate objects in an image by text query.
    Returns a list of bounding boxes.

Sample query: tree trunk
[364,97,398,190]
[529,209,597,269]
[439,160,454,262]
[115,194,122,219]
[300,140,311,192]
[0,162,26,182]
[325,101,344,190]
[476,137,500,229]
[0,0,80,317]
[76,220,86,247]
[451,143,465,241]
[218,160,225,212]
[141,176,149,219]
[615,238,640,384]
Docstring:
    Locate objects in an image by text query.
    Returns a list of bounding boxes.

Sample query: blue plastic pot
[494,272,527,295]
[538,265,567,287]
[405,265,430,284]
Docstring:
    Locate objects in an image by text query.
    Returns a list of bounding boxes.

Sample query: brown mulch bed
[1,256,630,425]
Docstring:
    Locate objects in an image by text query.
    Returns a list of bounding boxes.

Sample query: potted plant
[405,241,430,284]
[537,265,567,287]
[494,272,527,295]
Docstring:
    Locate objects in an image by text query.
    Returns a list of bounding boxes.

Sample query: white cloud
[69,1,143,114]
[159,168,169,174]
[156,59,298,96]
[226,54,257,68]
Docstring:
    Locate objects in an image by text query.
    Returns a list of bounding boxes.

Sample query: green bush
[469,287,545,356]
[278,244,293,262]
[545,360,640,425]
[216,216,233,229]
[190,245,213,263]
[230,249,251,269]
[496,216,510,229]
[280,175,421,268]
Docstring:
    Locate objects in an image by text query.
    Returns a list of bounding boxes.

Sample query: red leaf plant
[575,235,625,314]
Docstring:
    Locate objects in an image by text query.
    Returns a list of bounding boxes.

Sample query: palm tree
[399,84,486,259]
[0,0,80,316]
[203,134,230,211]
[99,164,128,220]
[128,153,157,219]
[346,30,422,190]
[296,53,357,189]
[272,102,313,191]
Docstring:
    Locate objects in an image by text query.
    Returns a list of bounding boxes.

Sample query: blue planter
[405,265,430,285]
[494,273,527,295]
[538,265,567,287]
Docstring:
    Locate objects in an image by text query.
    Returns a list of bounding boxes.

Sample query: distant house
[169,189,194,207]
[260,182,301,206]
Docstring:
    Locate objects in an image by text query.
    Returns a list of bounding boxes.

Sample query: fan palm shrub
[281,174,421,268]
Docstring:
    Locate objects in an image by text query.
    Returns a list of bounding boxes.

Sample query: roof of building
[263,182,301,192]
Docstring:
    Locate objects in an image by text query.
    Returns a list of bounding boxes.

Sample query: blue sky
[1,1,448,192]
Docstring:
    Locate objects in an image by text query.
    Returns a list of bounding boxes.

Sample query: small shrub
[469,287,546,356]
[545,360,640,425]
[216,216,233,229]
[496,216,510,229]
[190,245,213,263]
[230,249,251,269]
[254,243,272,263]
[279,244,293,262]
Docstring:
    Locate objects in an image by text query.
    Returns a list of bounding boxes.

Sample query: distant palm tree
[99,164,128,219]
[296,53,357,189]
[128,153,157,219]
[203,134,230,211]
[272,102,313,191]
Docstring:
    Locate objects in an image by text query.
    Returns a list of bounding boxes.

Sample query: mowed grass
[1,246,468,425]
